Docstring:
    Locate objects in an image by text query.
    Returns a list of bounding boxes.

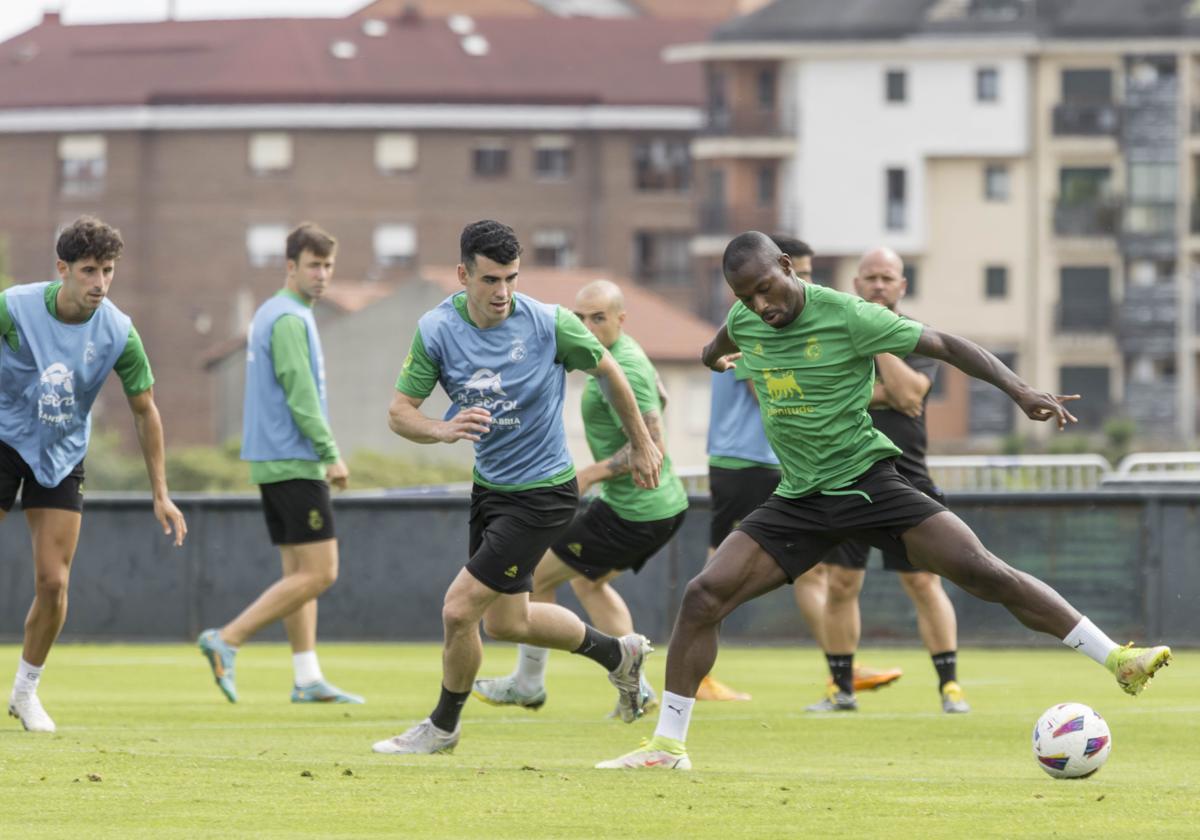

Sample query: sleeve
[113,325,156,396]
[271,315,339,463]
[845,298,923,359]
[597,353,659,416]
[0,292,15,353]
[553,306,605,372]
[394,327,441,399]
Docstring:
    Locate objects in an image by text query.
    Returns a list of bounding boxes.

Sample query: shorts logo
[509,340,527,362]
[504,564,519,578]
[307,508,324,531]
[763,368,804,402]
[805,337,822,361]
[567,542,583,557]
[38,362,77,427]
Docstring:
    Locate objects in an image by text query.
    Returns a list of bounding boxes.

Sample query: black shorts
[467,479,578,594]
[259,479,335,545]
[709,465,781,549]
[550,498,687,581]
[735,459,947,583]
[0,439,85,513]
[823,482,947,574]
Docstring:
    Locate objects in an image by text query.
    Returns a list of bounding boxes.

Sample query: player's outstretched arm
[915,327,1079,429]
[701,326,741,372]
[126,388,187,546]
[584,351,662,489]
[387,391,492,444]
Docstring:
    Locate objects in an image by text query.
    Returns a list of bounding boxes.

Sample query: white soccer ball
[1032,702,1112,779]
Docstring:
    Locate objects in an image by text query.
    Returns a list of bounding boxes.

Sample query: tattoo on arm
[600,410,662,480]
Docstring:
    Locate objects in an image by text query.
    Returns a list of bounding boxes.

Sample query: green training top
[395,293,605,492]
[581,333,687,522]
[0,281,154,395]
[726,282,923,498]
[249,290,340,485]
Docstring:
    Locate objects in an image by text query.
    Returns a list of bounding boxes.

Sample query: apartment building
[672,0,1200,446]
[0,10,705,446]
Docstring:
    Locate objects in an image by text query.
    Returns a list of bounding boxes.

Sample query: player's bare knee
[34,573,69,604]
[680,574,727,625]
[441,600,480,635]
[480,613,524,642]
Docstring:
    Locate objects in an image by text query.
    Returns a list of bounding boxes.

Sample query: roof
[422,267,715,362]
[357,0,761,18]
[0,15,706,110]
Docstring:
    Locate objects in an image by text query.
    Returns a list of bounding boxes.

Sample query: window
[1059,366,1110,429]
[902,262,918,299]
[633,138,690,191]
[757,164,775,208]
[886,168,907,231]
[58,134,106,197]
[472,139,509,177]
[533,135,573,180]
[633,231,691,285]
[373,224,417,268]
[246,224,288,268]
[1061,69,1113,103]
[375,133,417,173]
[885,69,907,103]
[757,67,776,111]
[985,265,1008,299]
[976,67,999,102]
[248,132,292,174]
[532,230,573,267]
[1128,162,1177,202]
[1058,266,1112,330]
[969,351,1017,434]
[984,163,1010,201]
[1059,167,1112,205]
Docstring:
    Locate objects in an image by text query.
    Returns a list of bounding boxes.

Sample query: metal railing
[1052,103,1119,136]
[1104,452,1200,484]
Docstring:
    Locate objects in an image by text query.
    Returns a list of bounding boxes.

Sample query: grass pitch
[0,643,1194,839]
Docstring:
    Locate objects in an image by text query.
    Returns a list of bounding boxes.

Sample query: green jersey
[581,334,687,522]
[726,283,923,498]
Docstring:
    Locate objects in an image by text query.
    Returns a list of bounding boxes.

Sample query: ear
[457,263,468,288]
[779,252,792,273]
[55,260,69,281]
[618,310,627,326]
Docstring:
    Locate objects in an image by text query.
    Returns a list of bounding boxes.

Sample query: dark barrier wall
[1,490,1197,645]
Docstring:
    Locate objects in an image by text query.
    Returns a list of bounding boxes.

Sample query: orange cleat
[696,674,752,702]
[849,665,903,692]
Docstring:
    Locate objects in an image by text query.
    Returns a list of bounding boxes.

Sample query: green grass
[0,643,1194,839]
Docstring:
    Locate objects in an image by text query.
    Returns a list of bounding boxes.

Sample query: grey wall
[1,489,1196,646]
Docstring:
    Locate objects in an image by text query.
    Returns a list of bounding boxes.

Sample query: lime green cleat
[1106,643,1172,696]
[197,628,238,703]
[595,736,691,770]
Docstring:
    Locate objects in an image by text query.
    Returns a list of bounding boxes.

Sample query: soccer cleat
[1106,643,1172,696]
[471,674,547,710]
[851,665,903,693]
[291,680,365,704]
[696,674,752,702]
[372,718,459,755]
[8,692,56,733]
[940,680,970,714]
[805,686,858,713]
[596,736,691,770]
[606,675,658,719]
[197,628,238,703]
[608,634,653,723]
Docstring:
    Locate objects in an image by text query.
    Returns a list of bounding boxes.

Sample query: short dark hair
[722,231,780,279]
[286,222,337,262]
[460,220,522,270]
[56,216,123,264]
[769,234,813,260]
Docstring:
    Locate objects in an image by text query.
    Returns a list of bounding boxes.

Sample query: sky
[0,0,366,43]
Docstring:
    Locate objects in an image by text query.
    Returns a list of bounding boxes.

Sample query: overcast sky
[0,1,366,43]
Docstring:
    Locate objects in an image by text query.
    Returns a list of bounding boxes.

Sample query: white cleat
[372,718,459,755]
[608,634,653,723]
[9,693,56,733]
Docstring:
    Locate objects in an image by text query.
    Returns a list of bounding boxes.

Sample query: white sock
[1061,616,1119,667]
[515,645,549,693]
[292,651,323,687]
[13,658,43,697]
[653,691,695,744]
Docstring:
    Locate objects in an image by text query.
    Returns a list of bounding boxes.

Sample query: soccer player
[4,216,187,732]
[807,247,967,715]
[373,220,663,755]
[197,223,363,706]
[598,231,1172,770]
[472,279,687,716]
[701,235,900,702]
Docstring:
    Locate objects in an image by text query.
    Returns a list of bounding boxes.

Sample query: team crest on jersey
[805,337,822,361]
[37,362,77,427]
[84,341,97,364]
[509,339,528,362]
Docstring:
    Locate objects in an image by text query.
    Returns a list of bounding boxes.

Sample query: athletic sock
[930,650,957,691]
[12,658,43,698]
[571,625,623,672]
[292,651,324,687]
[429,685,471,733]
[654,691,695,744]
[1061,616,1119,667]
[514,644,549,694]
[826,653,854,694]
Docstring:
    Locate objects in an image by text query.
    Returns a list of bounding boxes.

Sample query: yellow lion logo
[763,369,804,401]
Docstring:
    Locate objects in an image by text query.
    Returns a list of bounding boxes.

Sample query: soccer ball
[1032,702,1112,779]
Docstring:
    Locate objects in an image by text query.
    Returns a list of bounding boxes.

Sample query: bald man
[808,247,967,715]
[474,280,688,717]
[599,231,1171,771]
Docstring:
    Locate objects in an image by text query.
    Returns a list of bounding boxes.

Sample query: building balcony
[1052,103,1119,136]
[1117,283,1177,355]
[703,106,795,137]
[1055,300,1114,334]
[1054,198,1119,237]
[1120,201,1177,258]
[699,202,780,235]
[1125,378,1178,435]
